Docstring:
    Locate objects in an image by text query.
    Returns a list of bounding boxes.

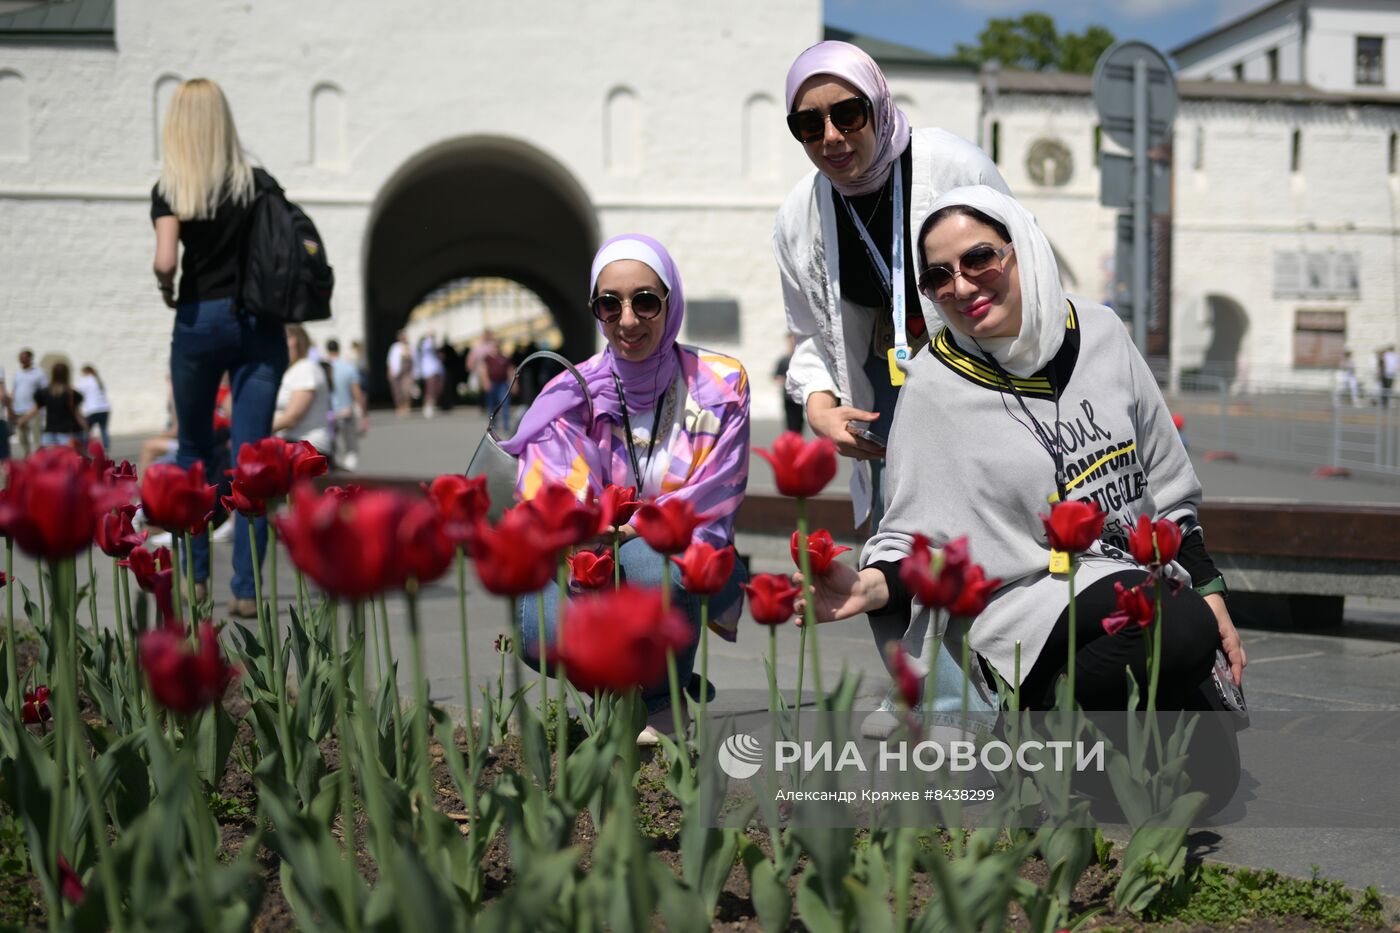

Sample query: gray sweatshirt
[862,300,1201,684]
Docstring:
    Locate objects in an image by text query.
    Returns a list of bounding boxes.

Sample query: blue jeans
[170,297,287,598]
[517,537,748,713]
[485,382,511,432]
[86,411,110,450]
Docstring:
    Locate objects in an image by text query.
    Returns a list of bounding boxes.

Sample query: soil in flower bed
[1,635,1392,931]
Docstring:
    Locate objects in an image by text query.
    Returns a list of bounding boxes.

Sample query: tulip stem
[1065,557,1077,710]
[5,539,17,720]
[328,603,359,878]
[170,533,184,628]
[455,549,477,760]
[666,648,686,760]
[554,558,568,796]
[250,521,295,785]
[182,531,197,627]
[1148,576,1165,766]
[118,567,139,713]
[406,582,439,851]
[537,596,550,736]
[796,500,825,710]
[612,531,621,590]
[377,594,405,780]
[269,522,280,632]
[699,596,710,747]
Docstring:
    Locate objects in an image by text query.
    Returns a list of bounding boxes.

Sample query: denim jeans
[517,537,748,713]
[86,411,110,450]
[485,382,511,432]
[170,297,287,598]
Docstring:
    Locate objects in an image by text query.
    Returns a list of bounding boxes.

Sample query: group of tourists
[146,41,1245,800]
[0,349,111,461]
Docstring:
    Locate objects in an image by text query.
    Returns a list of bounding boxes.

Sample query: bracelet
[1194,576,1229,599]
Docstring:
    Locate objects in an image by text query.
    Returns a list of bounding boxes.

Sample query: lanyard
[976,347,1067,502]
[839,168,909,368]
[612,373,668,491]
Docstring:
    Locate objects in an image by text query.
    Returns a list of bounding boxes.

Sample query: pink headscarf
[784,40,912,197]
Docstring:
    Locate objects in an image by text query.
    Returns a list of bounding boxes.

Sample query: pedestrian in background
[471,328,515,431]
[273,325,333,461]
[22,361,85,448]
[0,363,10,462]
[9,348,48,457]
[417,333,445,418]
[326,338,367,470]
[77,364,112,450]
[151,76,288,611]
[772,333,805,433]
[1379,345,1397,410]
[387,330,415,417]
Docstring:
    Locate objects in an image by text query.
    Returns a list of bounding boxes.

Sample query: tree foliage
[955,12,1115,74]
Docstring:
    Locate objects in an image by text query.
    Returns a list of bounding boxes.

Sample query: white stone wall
[987,84,1400,390]
[0,0,846,432]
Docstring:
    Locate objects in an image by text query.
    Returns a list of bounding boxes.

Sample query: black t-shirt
[830,144,923,327]
[150,167,274,305]
[33,386,84,434]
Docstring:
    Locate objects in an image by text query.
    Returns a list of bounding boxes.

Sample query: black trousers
[1014,569,1241,813]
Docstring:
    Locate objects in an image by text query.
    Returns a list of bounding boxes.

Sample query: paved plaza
[12,404,1400,900]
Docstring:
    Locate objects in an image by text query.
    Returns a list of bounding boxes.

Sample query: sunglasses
[918,243,1015,302]
[785,96,872,144]
[590,289,667,324]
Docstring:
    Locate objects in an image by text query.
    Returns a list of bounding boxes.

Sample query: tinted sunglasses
[590,289,667,324]
[786,96,872,143]
[918,243,1015,302]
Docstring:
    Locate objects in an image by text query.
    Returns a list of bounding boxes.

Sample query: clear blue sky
[827,0,1267,60]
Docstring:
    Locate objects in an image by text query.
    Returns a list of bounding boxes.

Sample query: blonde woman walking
[151,77,288,611]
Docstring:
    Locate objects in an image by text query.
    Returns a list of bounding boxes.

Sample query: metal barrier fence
[1172,374,1400,479]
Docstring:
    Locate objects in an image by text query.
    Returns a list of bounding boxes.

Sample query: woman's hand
[793,562,888,625]
[584,523,637,549]
[1204,592,1246,687]
[806,392,884,461]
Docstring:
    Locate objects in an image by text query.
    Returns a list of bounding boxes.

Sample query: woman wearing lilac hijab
[504,234,751,744]
[773,40,1010,735]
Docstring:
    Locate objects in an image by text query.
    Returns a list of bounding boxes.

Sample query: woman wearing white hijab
[774,39,1010,729]
[800,187,1245,804]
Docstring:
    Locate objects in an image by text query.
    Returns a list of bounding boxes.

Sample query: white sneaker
[147,531,173,548]
[210,520,235,544]
[637,704,689,746]
[341,452,359,472]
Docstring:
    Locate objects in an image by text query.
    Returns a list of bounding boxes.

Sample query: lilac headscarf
[500,233,684,454]
[784,40,912,197]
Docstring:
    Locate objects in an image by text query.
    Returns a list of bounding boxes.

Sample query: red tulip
[900,535,968,610]
[95,506,148,559]
[275,484,450,599]
[755,431,837,499]
[526,482,600,550]
[397,499,455,585]
[141,461,218,534]
[467,504,559,596]
[0,447,132,560]
[324,484,362,501]
[121,546,176,626]
[140,621,237,714]
[22,685,51,724]
[424,474,491,544]
[634,498,704,554]
[1101,581,1156,637]
[886,643,922,711]
[288,440,329,480]
[742,573,800,626]
[946,564,1001,618]
[671,541,736,596]
[569,550,614,590]
[221,481,267,518]
[1127,514,1182,567]
[555,586,692,694]
[56,855,84,905]
[231,438,295,501]
[597,483,642,533]
[1041,500,1105,554]
[790,528,853,575]
[0,571,6,588]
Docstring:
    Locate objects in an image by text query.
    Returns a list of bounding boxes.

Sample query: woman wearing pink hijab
[773,40,1010,735]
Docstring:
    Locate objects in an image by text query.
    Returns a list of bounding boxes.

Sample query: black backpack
[238,174,334,323]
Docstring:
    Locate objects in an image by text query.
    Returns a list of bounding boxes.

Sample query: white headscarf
[917,186,1068,378]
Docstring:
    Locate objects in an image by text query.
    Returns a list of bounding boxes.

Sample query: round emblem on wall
[1026,137,1073,187]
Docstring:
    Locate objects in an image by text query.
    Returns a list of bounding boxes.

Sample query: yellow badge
[887,348,906,387]
[1048,549,1071,575]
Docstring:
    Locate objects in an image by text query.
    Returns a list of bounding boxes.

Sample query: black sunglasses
[590,289,667,324]
[917,243,1015,302]
[786,96,872,144]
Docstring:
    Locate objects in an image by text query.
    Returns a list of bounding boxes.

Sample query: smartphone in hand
[845,420,887,448]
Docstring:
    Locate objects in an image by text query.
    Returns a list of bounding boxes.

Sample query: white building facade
[4,0,967,430]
